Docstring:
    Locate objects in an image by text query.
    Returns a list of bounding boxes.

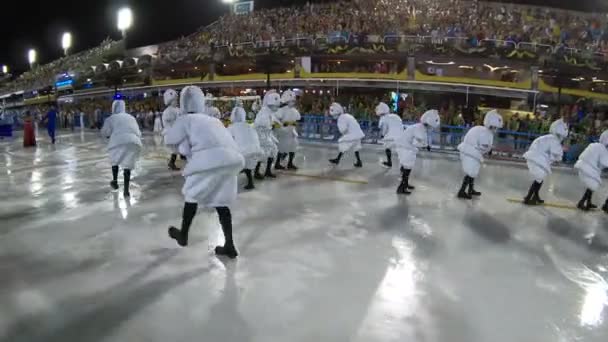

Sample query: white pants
[183,166,240,207]
[397,148,417,169]
[276,127,299,153]
[460,153,481,178]
[527,160,549,183]
[577,169,602,192]
[109,143,141,170]
[339,139,362,153]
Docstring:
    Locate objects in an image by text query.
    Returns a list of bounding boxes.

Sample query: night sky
[0,0,604,74]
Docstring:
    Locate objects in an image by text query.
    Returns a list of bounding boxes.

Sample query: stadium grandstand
[1,0,608,158]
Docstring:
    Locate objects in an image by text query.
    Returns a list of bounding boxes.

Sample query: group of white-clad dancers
[100,86,608,259]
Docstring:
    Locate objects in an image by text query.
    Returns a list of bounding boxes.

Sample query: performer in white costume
[457,110,503,199]
[229,99,264,190]
[162,89,183,170]
[328,102,365,167]
[205,93,222,119]
[101,99,142,198]
[376,102,404,168]
[522,119,568,205]
[274,90,302,170]
[395,110,440,194]
[254,91,281,179]
[574,130,608,212]
[165,86,245,258]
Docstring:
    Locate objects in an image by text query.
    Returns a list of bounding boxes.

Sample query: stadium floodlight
[62,32,72,55]
[28,49,37,68]
[2,65,7,74]
[221,0,236,3]
[117,7,133,38]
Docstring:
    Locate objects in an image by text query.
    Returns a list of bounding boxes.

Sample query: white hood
[180,86,206,114]
[112,100,126,114]
[231,107,247,123]
[164,89,178,106]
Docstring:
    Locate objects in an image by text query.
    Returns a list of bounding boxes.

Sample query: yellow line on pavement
[506,198,598,211]
[279,171,369,184]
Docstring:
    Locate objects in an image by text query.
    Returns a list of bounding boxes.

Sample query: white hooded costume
[396,110,440,169]
[254,91,281,159]
[165,86,245,206]
[162,89,183,153]
[101,100,143,170]
[523,119,568,183]
[275,90,301,153]
[205,93,222,119]
[574,131,608,192]
[329,103,365,153]
[458,110,503,178]
[229,104,264,170]
[377,102,404,150]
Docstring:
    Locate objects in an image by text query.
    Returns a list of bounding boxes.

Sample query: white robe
[457,126,494,178]
[162,106,182,154]
[153,116,163,134]
[523,134,563,182]
[379,113,404,150]
[574,143,608,191]
[254,107,279,159]
[395,123,428,169]
[101,113,143,170]
[336,113,365,153]
[165,114,245,207]
[229,122,264,170]
[275,106,301,153]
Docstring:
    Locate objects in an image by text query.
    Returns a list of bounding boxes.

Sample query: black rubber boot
[110,165,119,190]
[168,202,198,247]
[329,152,343,165]
[523,181,540,205]
[168,154,180,171]
[382,149,392,168]
[275,153,286,170]
[533,181,545,204]
[123,169,131,198]
[354,151,363,168]
[214,207,238,259]
[603,199,608,214]
[287,152,298,170]
[265,158,277,178]
[578,189,594,211]
[458,176,473,199]
[468,177,481,197]
[244,169,255,190]
[397,167,412,195]
[254,162,265,180]
[401,167,415,190]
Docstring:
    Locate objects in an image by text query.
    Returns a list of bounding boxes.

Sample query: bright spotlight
[222,0,236,3]
[62,32,72,55]
[117,7,133,36]
[2,65,8,74]
[28,49,37,66]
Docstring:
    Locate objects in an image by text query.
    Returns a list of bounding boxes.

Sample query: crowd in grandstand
[3,1,608,94]
[159,0,608,56]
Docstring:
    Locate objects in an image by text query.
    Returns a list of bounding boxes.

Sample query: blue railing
[298,114,586,163]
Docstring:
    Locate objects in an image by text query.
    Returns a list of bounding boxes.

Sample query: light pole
[28,49,37,69]
[117,7,133,39]
[62,32,72,56]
